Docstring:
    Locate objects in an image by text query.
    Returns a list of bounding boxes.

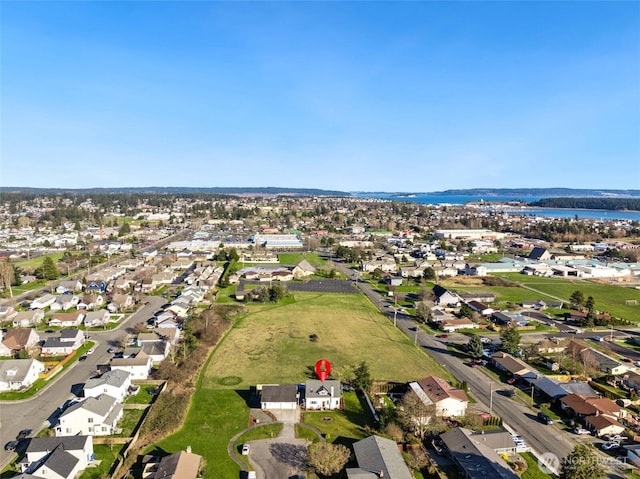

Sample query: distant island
[528,197,640,212]
[393,188,640,198]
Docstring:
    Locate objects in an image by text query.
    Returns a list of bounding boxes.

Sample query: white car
[86,348,95,355]
[574,427,591,435]
[241,444,250,455]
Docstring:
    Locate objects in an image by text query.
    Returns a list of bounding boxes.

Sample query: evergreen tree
[500,326,521,355]
[352,361,372,392]
[467,334,485,359]
[38,256,60,280]
[561,444,604,479]
[118,222,131,237]
[570,290,585,308]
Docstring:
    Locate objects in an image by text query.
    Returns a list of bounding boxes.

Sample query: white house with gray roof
[20,435,93,479]
[0,359,45,391]
[56,393,123,436]
[346,435,412,479]
[84,370,131,402]
[110,350,152,379]
[304,380,342,410]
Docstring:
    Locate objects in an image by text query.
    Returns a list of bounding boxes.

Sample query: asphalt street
[0,295,165,469]
[332,260,576,461]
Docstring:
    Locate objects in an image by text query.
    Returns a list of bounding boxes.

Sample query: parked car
[86,348,95,355]
[592,336,603,342]
[107,348,116,354]
[503,389,516,398]
[79,355,87,362]
[537,412,553,425]
[602,442,621,451]
[574,427,591,435]
[4,440,19,451]
[241,444,250,455]
[16,429,32,440]
[606,434,626,442]
[437,334,449,339]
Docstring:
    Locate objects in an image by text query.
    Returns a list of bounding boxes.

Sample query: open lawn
[15,252,66,269]
[302,391,374,448]
[203,292,451,388]
[278,252,326,267]
[521,452,552,479]
[80,444,122,479]
[152,388,248,478]
[494,273,640,320]
[153,290,453,478]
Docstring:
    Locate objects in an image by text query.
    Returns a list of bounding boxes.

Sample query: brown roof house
[409,376,468,417]
[1,328,40,355]
[153,449,202,479]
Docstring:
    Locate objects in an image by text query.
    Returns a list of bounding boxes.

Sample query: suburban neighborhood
[0,192,639,479]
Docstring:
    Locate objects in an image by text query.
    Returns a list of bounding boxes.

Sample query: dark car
[537,412,553,425]
[4,440,19,452]
[503,389,516,398]
[78,355,87,362]
[16,429,32,440]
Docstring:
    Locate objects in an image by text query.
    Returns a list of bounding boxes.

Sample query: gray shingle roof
[352,435,413,479]
[26,436,90,455]
[84,369,130,391]
[305,380,341,399]
[36,444,79,478]
[261,384,298,403]
[61,393,117,419]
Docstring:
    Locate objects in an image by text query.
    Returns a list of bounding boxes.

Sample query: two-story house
[56,394,123,436]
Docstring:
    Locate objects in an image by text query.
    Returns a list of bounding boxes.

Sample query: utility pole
[489,382,494,416]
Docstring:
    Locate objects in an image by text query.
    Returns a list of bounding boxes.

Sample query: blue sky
[2,2,639,192]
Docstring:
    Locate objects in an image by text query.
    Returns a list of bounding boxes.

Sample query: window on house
[88,418,94,423]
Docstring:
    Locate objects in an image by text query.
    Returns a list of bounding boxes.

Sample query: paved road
[0,296,165,468]
[332,260,577,461]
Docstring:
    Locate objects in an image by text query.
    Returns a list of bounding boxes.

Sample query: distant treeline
[528,197,640,211]
[0,186,350,196]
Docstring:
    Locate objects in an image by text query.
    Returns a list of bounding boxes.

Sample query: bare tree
[0,262,14,298]
[307,443,350,476]
[579,349,599,376]
[397,391,435,439]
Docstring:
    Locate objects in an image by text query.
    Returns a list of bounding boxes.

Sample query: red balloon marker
[314,359,331,382]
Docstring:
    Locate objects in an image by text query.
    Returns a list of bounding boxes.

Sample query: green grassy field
[15,252,66,269]
[203,292,451,388]
[278,252,326,267]
[494,273,640,320]
[154,291,452,478]
[302,391,373,448]
[153,388,249,478]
